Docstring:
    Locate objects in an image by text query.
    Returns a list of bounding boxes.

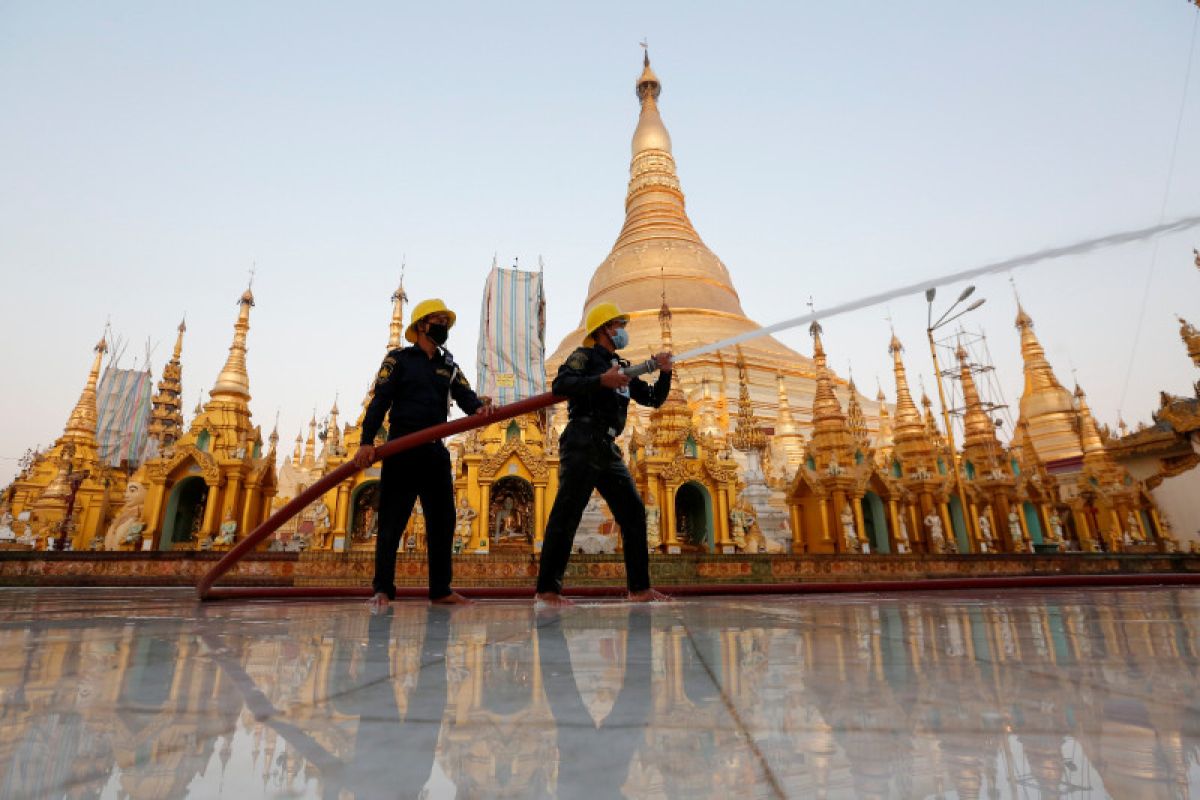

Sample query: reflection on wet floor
[1,587,1199,798]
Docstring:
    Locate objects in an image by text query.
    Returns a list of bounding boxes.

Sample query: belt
[570,416,619,440]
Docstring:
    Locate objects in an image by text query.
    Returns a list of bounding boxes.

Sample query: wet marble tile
[2,587,1200,798]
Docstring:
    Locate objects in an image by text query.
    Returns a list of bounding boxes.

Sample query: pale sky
[2,1,1199,484]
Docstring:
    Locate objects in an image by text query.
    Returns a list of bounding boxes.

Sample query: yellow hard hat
[582,302,628,346]
[405,298,457,344]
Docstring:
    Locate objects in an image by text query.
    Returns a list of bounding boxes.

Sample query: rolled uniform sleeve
[361,352,401,446]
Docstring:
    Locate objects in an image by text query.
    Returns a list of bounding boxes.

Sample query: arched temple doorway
[490,476,533,552]
[350,481,380,542]
[675,481,713,552]
[160,477,207,551]
[861,491,890,554]
[948,495,969,553]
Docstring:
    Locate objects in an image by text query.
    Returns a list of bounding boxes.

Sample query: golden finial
[61,333,108,445]
[1179,316,1200,367]
[732,346,767,452]
[846,372,869,446]
[388,262,408,351]
[211,282,256,402]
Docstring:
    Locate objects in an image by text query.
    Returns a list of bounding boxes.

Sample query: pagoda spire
[147,318,186,451]
[1074,383,1105,456]
[809,323,847,436]
[387,267,408,351]
[658,275,673,351]
[61,334,107,447]
[731,347,766,452]
[302,413,317,469]
[210,286,255,402]
[875,384,895,466]
[846,374,869,447]
[957,344,998,452]
[1012,299,1081,463]
[888,334,925,444]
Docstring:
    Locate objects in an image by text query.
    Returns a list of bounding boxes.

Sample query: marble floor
[1,588,1199,799]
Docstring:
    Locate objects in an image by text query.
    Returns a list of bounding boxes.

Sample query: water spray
[622,213,1200,378]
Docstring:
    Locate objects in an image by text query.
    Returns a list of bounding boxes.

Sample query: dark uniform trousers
[373,441,456,600]
[536,422,650,594]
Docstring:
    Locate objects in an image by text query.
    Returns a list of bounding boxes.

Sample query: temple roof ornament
[731,348,767,452]
[1178,316,1200,368]
[846,376,870,447]
[957,344,997,450]
[888,334,925,444]
[210,287,255,402]
[387,270,408,352]
[147,319,186,450]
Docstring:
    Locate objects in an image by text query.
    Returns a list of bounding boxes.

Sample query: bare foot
[628,588,672,603]
[431,591,475,606]
[367,592,390,614]
[535,592,575,607]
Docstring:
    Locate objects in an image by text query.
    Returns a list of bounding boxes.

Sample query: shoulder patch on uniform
[566,351,588,371]
[455,371,470,386]
[377,356,397,381]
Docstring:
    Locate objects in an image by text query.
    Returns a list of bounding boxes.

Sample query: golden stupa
[547,54,857,426]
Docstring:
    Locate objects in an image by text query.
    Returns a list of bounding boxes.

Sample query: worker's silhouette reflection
[336,607,451,799]
[538,607,652,798]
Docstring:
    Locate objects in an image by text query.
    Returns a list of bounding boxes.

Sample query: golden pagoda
[787,322,877,554]
[546,53,867,432]
[1005,299,1167,553]
[631,299,740,553]
[954,343,1026,553]
[138,286,277,550]
[885,333,958,552]
[1013,302,1081,464]
[6,334,126,548]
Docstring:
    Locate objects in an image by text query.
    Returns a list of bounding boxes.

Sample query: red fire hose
[196,392,561,600]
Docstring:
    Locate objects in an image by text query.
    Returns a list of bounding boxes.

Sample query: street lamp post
[926,286,986,553]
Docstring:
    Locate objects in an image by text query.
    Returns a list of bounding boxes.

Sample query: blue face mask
[610,328,629,350]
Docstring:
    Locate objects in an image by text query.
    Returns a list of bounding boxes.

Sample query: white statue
[0,510,15,542]
[16,512,34,546]
[1007,510,1026,551]
[925,512,946,553]
[104,481,147,550]
[1047,511,1064,543]
[896,514,911,554]
[645,493,661,551]
[729,498,755,551]
[978,514,993,553]
[1126,511,1141,541]
[841,505,859,553]
[215,516,237,547]
[454,497,477,553]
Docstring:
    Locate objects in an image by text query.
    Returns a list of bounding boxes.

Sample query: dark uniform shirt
[552,344,672,435]
[361,346,483,446]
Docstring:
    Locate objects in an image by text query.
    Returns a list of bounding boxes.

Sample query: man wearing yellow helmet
[535,302,674,606]
[354,298,493,610]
